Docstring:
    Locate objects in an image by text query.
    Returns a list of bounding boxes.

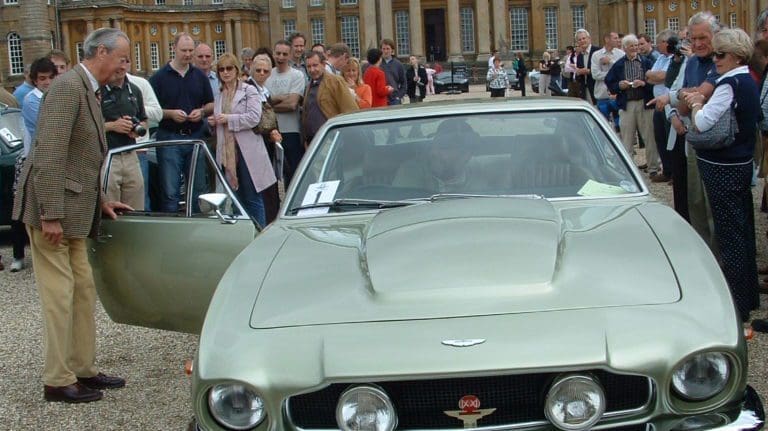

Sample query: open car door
[89,140,259,334]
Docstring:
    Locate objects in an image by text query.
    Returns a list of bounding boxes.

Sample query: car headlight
[544,374,606,431]
[672,352,730,401]
[336,385,397,431]
[208,383,266,430]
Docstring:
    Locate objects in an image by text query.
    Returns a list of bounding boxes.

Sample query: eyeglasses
[217,65,236,72]
[252,68,270,74]
[713,51,727,59]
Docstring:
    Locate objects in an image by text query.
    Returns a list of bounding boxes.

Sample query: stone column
[225,19,233,52]
[297,0,309,33]
[558,0,570,50]
[491,0,506,51]
[637,1,645,33]
[379,0,394,41]
[61,20,71,60]
[409,0,424,57]
[447,0,463,61]
[205,22,212,46]
[87,20,95,34]
[183,21,190,35]
[360,0,378,51]
[326,0,337,45]
[269,0,282,44]
[143,21,152,73]
[161,23,168,64]
[475,0,490,61]
[627,1,636,34]
[234,19,243,53]
[113,18,122,30]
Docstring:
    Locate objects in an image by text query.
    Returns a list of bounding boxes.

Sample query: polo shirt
[100,79,148,150]
[149,63,213,132]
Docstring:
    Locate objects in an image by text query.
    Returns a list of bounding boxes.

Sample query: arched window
[7,32,24,75]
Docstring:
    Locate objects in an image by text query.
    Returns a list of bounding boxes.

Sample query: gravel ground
[0,86,766,430]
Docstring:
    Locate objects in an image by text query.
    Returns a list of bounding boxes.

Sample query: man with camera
[101,54,148,211]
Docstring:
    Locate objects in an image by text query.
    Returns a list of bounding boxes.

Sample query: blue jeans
[235,148,266,226]
[388,98,402,106]
[282,132,304,188]
[155,128,207,213]
[137,151,151,211]
[597,99,620,129]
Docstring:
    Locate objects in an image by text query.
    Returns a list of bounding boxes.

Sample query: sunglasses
[252,68,270,74]
[713,51,727,59]
[217,65,236,72]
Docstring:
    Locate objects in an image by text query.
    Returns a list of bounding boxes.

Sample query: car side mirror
[199,193,236,224]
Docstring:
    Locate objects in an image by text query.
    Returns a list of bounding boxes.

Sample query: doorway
[424,9,446,62]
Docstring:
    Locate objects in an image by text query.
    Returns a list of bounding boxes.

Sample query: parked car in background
[0,103,25,225]
[91,98,765,431]
[434,71,469,93]
[529,70,541,94]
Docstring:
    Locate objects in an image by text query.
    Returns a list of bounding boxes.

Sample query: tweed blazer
[302,72,359,125]
[13,64,107,238]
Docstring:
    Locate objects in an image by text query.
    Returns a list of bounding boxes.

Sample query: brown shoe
[77,373,126,390]
[651,173,671,183]
[44,382,103,403]
[758,265,768,275]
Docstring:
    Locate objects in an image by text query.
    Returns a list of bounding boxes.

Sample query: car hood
[250,198,680,328]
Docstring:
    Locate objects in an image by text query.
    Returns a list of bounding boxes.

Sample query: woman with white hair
[538,51,551,95]
[683,28,763,327]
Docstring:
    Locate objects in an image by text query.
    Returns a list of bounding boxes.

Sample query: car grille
[287,370,652,429]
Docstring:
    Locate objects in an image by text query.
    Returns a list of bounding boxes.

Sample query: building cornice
[57,0,266,13]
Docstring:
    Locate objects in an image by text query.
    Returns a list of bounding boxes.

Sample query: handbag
[254,100,278,134]
[567,79,584,99]
[687,80,739,151]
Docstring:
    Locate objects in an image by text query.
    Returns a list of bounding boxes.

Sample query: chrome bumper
[705,386,765,431]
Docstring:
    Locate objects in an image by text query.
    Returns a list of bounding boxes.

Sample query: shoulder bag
[687,79,739,151]
[254,100,278,134]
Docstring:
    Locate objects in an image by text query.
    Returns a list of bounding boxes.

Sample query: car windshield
[287,110,641,216]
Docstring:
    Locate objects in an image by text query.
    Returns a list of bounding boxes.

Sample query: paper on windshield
[577,179,628,197]
[297,180,340,216]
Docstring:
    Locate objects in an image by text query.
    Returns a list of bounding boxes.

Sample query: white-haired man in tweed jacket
[12,28,133,404]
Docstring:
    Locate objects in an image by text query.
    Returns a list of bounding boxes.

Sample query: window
[76,42,84,63]
[667,17,680,32]
[309,0,323,5]
[155,0,165,5]
[510,7,529,52]
[212,0,222,3]
[7,32,23,75]
[51,31,55,49]
[150,42,159,70]
[460,7,475,53]
[730,13,737,28]
[339,0,357,4]
[168,43,175,60]
[283,19,296,40]
[340,16,360,58]
[395,11,410,55]
[183,0,193,5]
[572,5,585,37]
[282,0,295,7]
[214,24,223,33]
[311,18,325,46]
[4,0,19,5]
[544,7,558,50]
[645,19,656,39]
[214,40,226,59]
[134,42,142,71]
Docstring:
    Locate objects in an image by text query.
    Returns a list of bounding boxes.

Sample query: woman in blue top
[684,28,761,325]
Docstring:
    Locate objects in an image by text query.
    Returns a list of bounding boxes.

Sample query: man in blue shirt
[13,65,34,108]
[645,29,676,183]
[380,39,406,105]
[149,33,213,212]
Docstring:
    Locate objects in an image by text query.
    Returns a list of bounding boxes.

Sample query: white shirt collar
[79,63,99,92]
[716,65,749,83]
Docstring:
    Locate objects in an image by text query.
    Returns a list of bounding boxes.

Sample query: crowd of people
[3,11,768,404]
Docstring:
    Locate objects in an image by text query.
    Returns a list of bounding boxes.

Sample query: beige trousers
[27,226,99,387]
[619,100,659,172]
[105,151,144,210]
[686,143,718,257]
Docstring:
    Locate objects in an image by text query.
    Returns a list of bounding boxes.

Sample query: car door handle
[95,234,113,243]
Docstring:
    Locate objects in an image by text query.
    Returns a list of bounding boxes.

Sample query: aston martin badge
[441,339,486,347]
[444,395,496,428]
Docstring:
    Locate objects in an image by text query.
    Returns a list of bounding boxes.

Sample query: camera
[666,36,689,57]
[130,116,147,137]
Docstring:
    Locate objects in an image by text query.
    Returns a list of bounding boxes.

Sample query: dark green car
[91,99,765,431]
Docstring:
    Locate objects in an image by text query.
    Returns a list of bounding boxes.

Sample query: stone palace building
[1,0,767,88]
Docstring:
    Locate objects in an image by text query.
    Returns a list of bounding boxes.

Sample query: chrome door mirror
[199,193,236,224]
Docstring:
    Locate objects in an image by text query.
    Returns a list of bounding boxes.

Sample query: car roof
[327,97,596,125]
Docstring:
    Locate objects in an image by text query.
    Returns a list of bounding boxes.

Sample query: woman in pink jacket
[208,53,276,226]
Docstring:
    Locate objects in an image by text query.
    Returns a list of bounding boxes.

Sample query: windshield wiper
[288,198,416,215]
[420,193,545,202]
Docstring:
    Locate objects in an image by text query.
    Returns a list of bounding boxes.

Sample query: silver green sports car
[91,98,765,431]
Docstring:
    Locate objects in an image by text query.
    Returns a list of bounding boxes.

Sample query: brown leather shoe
[77,373,126,390]
[44,382,103,403]
[758,265,768,275]
[651,173,671,183]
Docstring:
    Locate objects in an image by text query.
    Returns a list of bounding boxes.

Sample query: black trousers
[653,110,675,176]
[670,136,689,221]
